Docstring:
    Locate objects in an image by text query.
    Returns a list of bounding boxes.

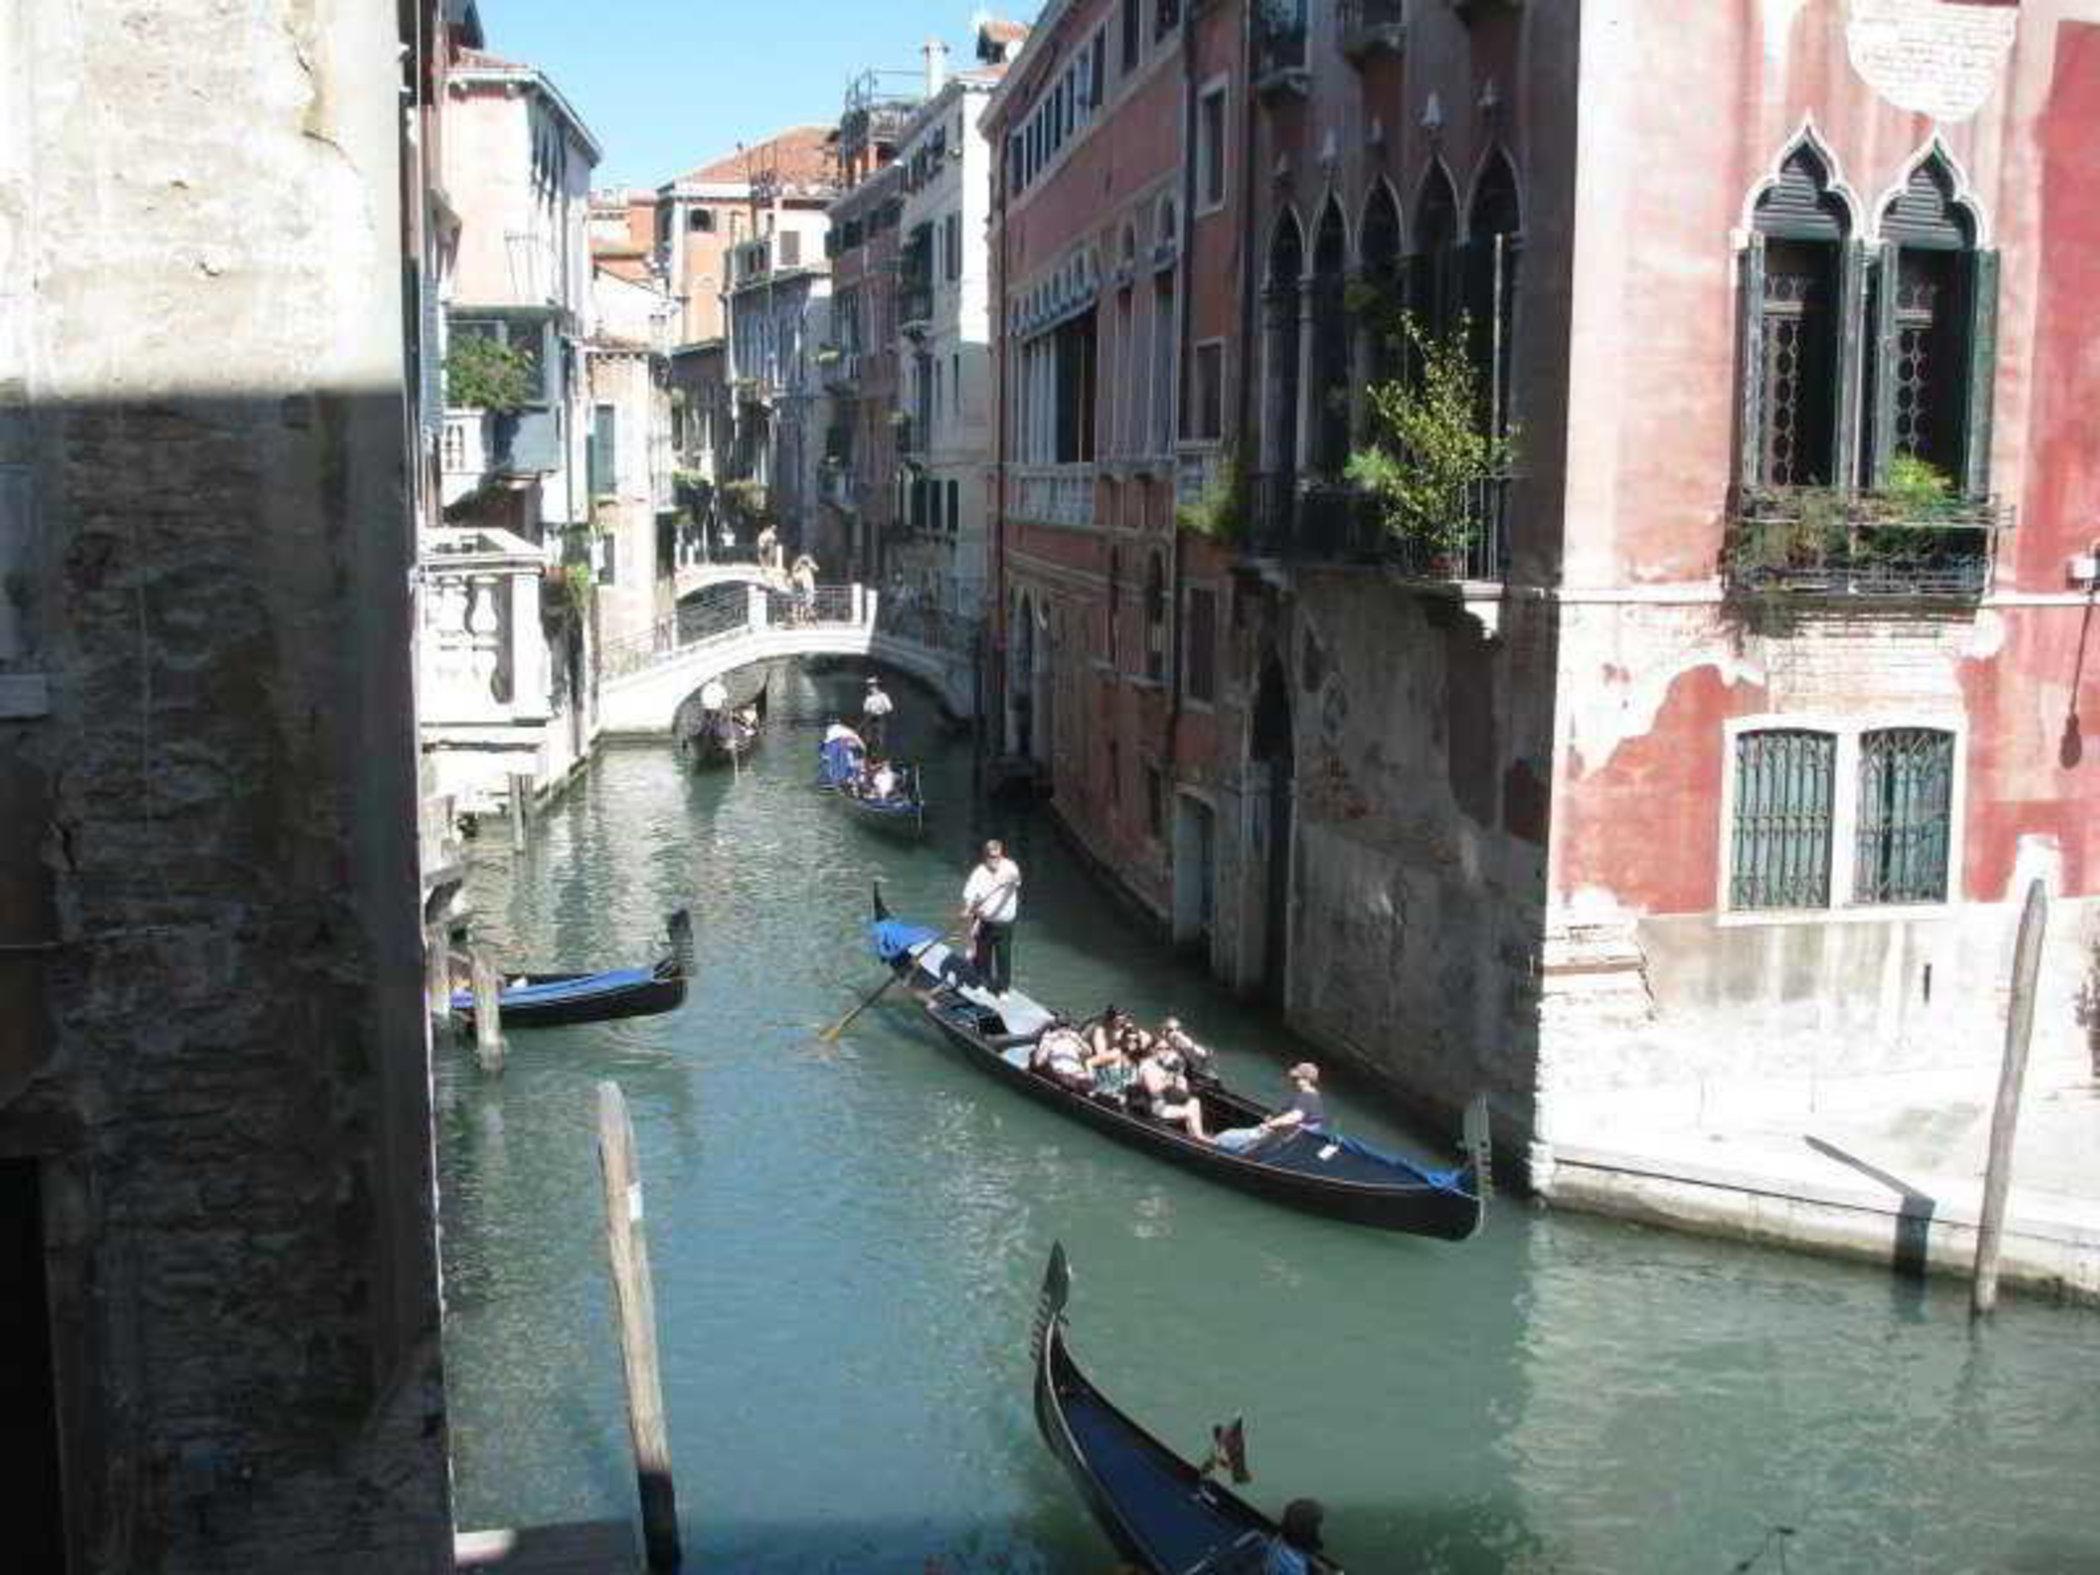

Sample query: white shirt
[963,858,1021,925]
[863,688,894,718]
[871,766,897,798]
[699,678,728,711]
[824,722,862,745]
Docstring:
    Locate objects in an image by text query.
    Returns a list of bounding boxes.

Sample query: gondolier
[961,839,1021,995]
[862,675,894,751]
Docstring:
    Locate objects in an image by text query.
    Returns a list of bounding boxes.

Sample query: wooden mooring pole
[508,772,531,854]
[596,1081,680,1569]
[470,945,504,1077]
[1972,879,2047,1318]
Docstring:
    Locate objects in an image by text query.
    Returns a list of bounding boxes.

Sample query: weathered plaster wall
[0,2,451,1567]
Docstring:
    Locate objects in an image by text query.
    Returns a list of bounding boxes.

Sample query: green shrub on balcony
[1175,451,1248,544]
[1347,312,1517,558]
[445,333,536,413]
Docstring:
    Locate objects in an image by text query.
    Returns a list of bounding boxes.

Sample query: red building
[989,1,2100,1227]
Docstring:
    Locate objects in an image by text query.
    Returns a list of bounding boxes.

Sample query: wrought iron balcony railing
[1252,3,1310,98]
[1338,0,1407,61]
[1246,471,1512,582]
[899,283,935,332]
[1724,489,2011,602]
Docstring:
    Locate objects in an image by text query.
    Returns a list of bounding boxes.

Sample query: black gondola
[682,706,761,769]
[817,738,926,839]
[1033,1243,1338,1574]
[868,890,1484,1238]
[452,909,693,1028]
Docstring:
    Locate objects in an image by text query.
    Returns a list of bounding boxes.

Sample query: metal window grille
[1731,729,1836,909]
[1758,244,1839,486]
[1854,728,1953,905]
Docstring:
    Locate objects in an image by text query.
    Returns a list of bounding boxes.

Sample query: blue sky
[479,0,1026,189]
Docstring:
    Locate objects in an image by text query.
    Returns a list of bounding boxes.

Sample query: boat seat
[982,1030,1035,1050]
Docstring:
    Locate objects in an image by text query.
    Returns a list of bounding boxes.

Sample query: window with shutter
[1730,729,1836,910]
[1854,729,1954,904]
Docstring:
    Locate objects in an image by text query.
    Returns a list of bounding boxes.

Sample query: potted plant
[1346,311,1517,576]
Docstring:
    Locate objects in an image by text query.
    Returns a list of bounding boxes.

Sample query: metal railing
[1724,490,2010,601]
[1247,472,1511,582]
[1253,1,1309,87]
[600,581,866,683]
[1338,0,1407,57]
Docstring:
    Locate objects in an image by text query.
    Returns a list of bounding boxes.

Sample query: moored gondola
[681,705,762,769]
[1033,1243,1340,1574]
[452,909,693,1029]
[816,737,926,839]
[868,889,1484,1238]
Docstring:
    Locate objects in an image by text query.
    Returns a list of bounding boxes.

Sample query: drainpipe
[1162,4,1206,801]
[986,131,1009,770]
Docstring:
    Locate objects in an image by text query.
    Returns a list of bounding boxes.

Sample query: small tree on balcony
[445,333,537,413]
[1346,311,1516,559]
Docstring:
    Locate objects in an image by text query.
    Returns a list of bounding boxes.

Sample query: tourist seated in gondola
[1029,1017,1094,1091]
[1135,1040,1208,1141]
[867,758,899,802]
[1157,1015,1215,1081]
[1082,1006,1129,1064]
[1212,1061,1326,1153]
[1081,1029,1136,1108]
[1260,1498,1329,1575]
[823,717,864,749]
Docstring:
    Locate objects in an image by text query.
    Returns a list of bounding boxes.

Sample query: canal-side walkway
[1541,1055,2100,1304]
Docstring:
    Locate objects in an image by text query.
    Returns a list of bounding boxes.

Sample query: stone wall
[0,2,452,1568]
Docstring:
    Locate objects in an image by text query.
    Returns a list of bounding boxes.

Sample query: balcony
[1246,472,1511,582]
[899,282,935,335]
[1724,489,2010,603]
[441,408,560,480]
[1338,0,1406,62]
[1011,465,1094,528]
[1253,3,1310,100]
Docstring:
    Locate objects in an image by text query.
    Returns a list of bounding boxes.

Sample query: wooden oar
[817,932,954,1043]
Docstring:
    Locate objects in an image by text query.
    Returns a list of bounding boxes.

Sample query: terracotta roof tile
[670,124,837,192]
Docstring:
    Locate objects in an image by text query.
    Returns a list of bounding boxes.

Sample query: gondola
[869,889,1485,1238]
[816,737,926,839]
[451,909,693,1029]
[682,706,761,769]
[1033,1243,1339,1574]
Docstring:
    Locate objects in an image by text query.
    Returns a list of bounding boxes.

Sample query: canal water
[437,667,2100,1574]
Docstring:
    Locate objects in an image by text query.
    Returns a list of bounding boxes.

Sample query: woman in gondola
[1134,1039,1208,1142]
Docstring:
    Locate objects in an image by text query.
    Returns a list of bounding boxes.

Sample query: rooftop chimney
[924,37,949,97]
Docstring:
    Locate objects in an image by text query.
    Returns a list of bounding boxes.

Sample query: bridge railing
[599,581,870,683]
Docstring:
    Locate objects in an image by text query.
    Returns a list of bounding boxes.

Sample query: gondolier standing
[961,839,1022,995]
[861,675,894,751]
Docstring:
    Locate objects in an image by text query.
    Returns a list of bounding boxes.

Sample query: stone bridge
[597,582,981,736]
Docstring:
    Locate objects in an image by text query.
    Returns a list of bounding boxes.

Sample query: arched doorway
[1249,651,1295,1004]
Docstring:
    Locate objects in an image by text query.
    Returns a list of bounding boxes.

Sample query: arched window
[1263,211,1304,475]
[1409,163,1459,343]
[1309,199,1350,475]
[1872,152,1995,497]
[1465,152,1521,438]
[1358,182,1403,391]
[1738,140,1859,491]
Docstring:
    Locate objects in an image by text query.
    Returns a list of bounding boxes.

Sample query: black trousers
[973,921,1014,994]
[862,713,887,752]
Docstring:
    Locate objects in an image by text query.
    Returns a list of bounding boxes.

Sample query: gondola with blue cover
[1034,1243,1341,1574]
[452,909,693,1029]
[868,889,1485,1238]
[816,736,926,839]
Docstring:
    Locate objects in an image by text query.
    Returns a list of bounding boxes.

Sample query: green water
[436,667,2100,1573]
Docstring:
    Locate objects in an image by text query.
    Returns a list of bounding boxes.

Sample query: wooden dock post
[470,946,505,1076]
[425,924,454,1029]
[1972,879,2047,1318]
[508,772,531,854]
[596,1081,680,1569]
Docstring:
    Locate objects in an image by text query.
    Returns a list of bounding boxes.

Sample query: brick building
[988,0,2100,1226]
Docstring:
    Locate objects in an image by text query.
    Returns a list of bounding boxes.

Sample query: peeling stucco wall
[0,2,451,1568]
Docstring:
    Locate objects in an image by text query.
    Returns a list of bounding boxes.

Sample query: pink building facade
[990,0,2100,1247]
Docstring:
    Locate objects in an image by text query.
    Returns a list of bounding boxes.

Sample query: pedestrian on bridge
[790,553,817,623]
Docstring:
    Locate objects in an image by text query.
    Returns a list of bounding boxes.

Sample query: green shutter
[1868,241,1901,488]
[1834,240,1867,490]
[1735,236,1766,493]
[1963,248,2000,499]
